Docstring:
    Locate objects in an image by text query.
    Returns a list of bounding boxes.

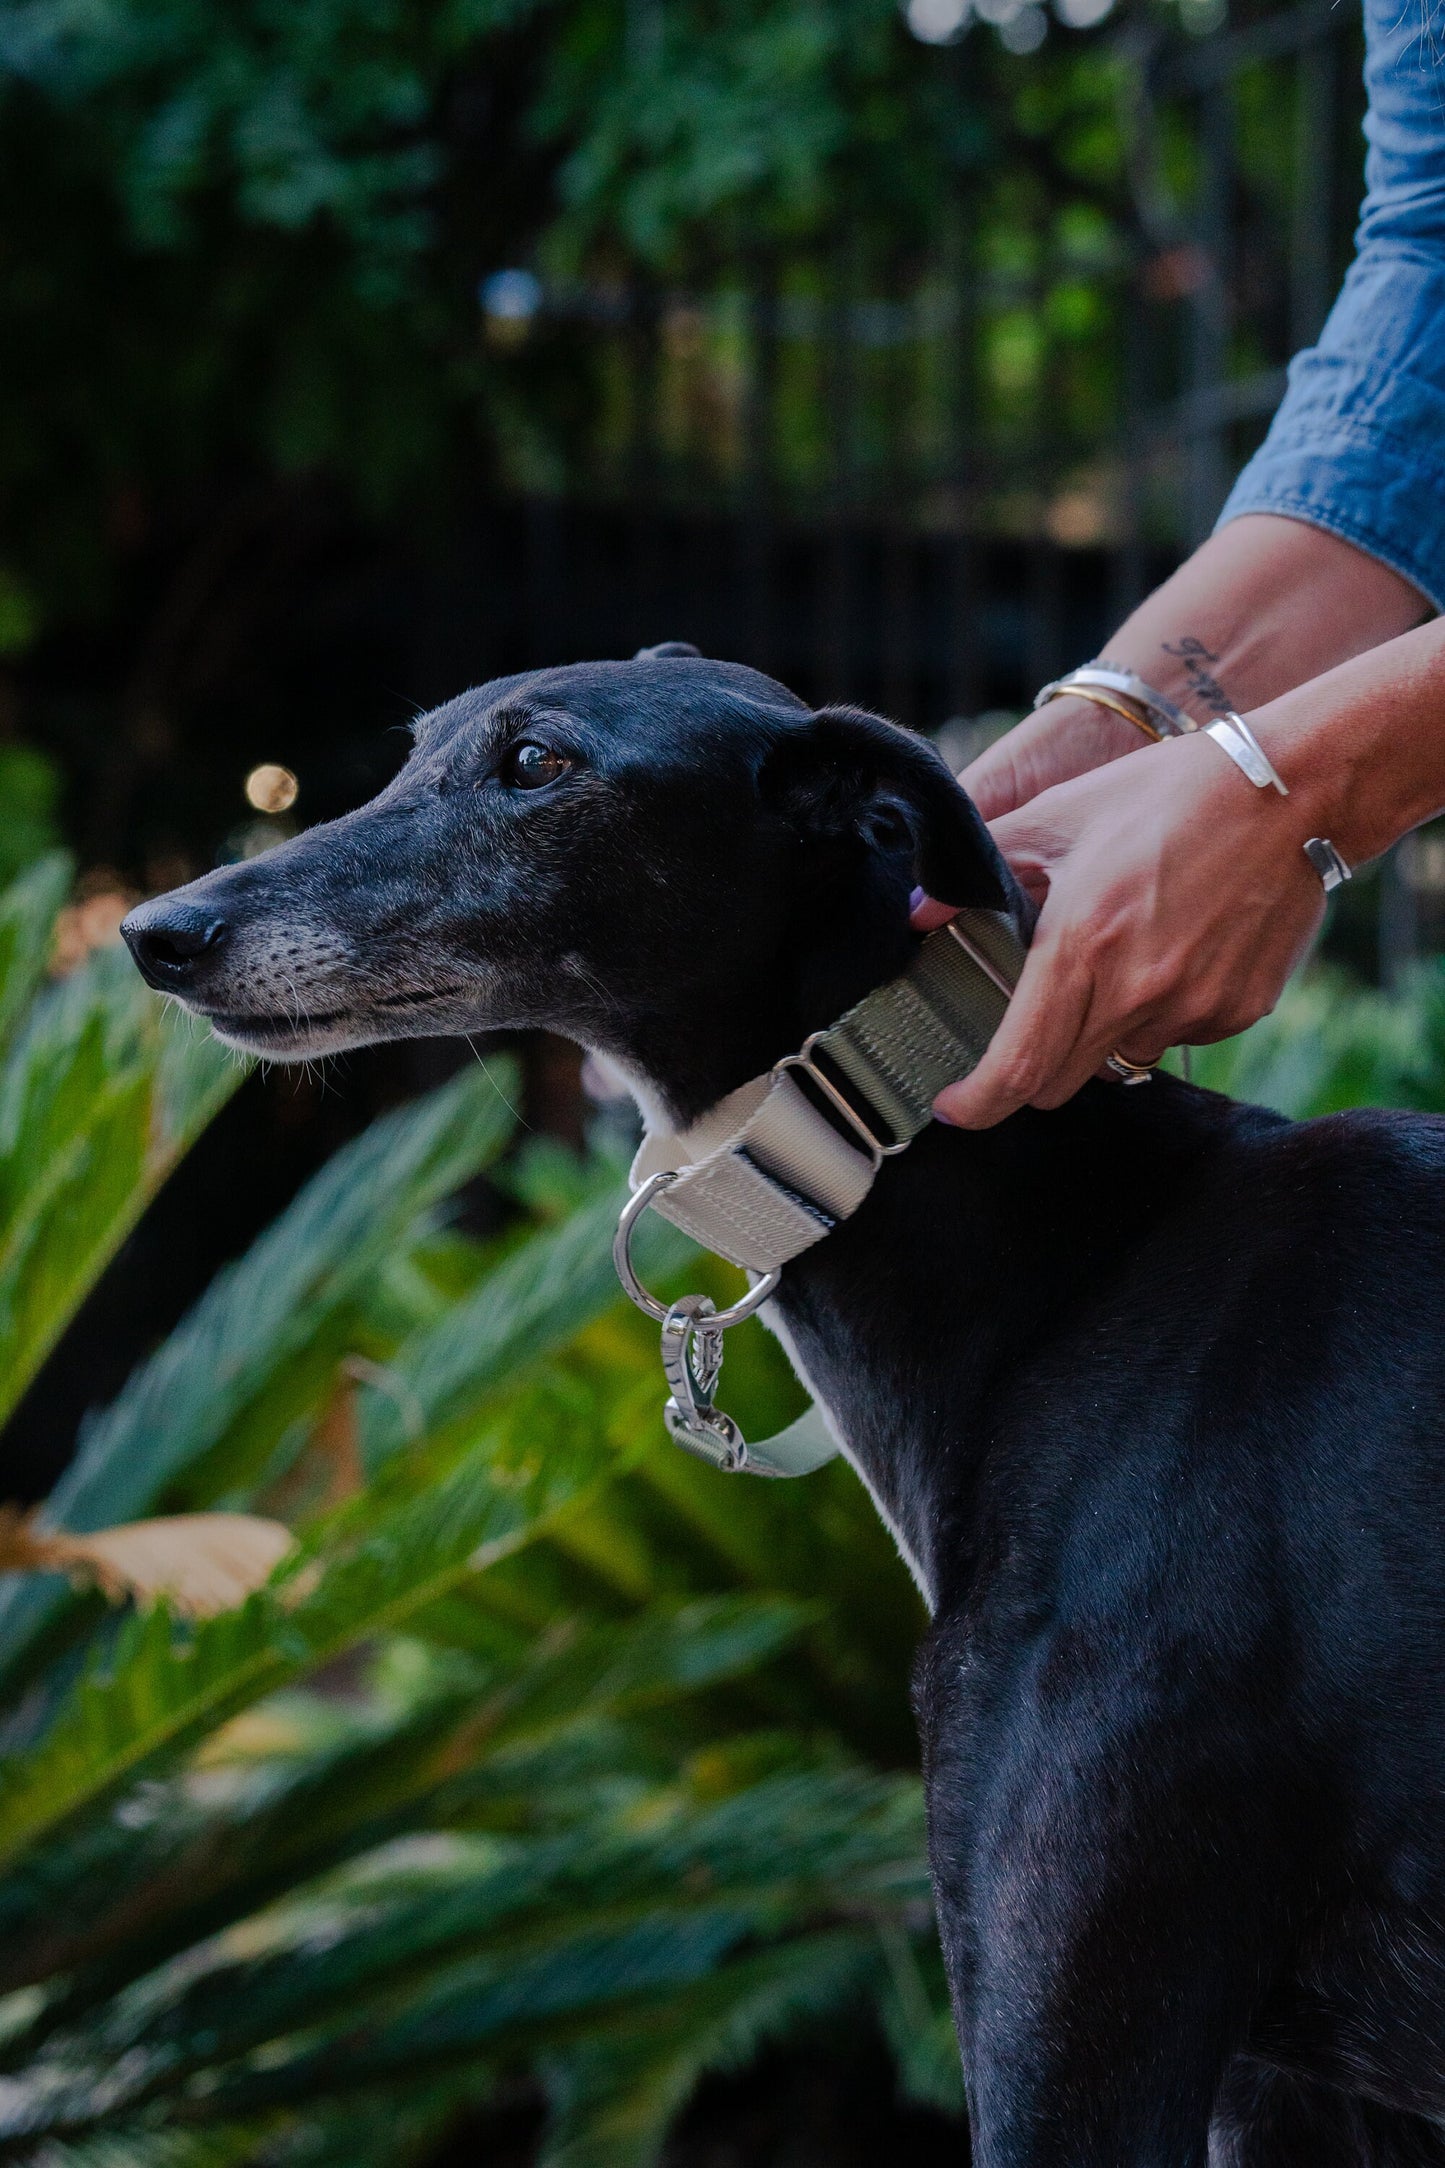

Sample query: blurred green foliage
[0,750,61,891]
[0,0,1217,637]
[1173,964,1445,1120]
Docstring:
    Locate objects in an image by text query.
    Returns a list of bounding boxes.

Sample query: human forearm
[1249,611,1445,869]
[962,514,1430,823]
[929,611,1445,1131]
[1092,512,1431,718]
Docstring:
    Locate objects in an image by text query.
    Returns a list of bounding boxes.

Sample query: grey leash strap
[737,1404,840,1479]
[613,907,1026,1476]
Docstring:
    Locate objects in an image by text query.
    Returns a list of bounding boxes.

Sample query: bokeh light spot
[906,0,971,41]
[244,764,299,815]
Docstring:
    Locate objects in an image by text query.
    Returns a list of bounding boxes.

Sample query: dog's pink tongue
[910,887,957,932]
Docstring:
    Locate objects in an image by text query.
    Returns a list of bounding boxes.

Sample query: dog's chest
[762,1299,938,1608]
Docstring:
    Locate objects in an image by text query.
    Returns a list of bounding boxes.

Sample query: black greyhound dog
[122,652,1445,2167]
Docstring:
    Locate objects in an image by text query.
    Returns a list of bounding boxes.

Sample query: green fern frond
[0,1373,638,1874]
[25,2122,274,2168]
[0,1063,519,1693]
[0,1598,810,2018]
[540,1930,877,2168]
[874,1922,965,2115]
[0,854,70,1057]
[0,939,244,1438]
[0,1748,925,2142]
[359,1188,694,1470]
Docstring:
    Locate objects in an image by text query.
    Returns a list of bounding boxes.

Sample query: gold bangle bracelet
[1042,682,1160,744]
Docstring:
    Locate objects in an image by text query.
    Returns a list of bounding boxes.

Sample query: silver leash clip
[660,1295,750,1470]
[613,1172,780,1472]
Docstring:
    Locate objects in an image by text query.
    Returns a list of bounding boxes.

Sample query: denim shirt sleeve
[1216,0,1445,611]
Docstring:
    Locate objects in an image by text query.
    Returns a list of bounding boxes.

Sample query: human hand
[960,696,1145,822]
[922,731,1326,1127]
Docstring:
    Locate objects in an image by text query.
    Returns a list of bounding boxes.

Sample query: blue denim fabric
[1216,0,1445,611]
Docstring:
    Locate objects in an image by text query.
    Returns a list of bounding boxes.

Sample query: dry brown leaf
[0,1507,294,1618]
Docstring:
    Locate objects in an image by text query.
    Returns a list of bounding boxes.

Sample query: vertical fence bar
[522,495,565,669]
[1112,247,1152,627]
[1379,850,1419,991]
[820,239,856,701]
[742,264,780,675]
[881,270,917,724]
[627,281,664,644]
[1291,29,1337,350]
[1186,82,1233,546]
[1026,225,1065,697]
[946,197,982,723]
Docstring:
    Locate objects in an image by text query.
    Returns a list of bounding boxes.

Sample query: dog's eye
[500,742,571,791]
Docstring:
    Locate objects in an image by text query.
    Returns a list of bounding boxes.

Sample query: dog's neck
[774,1073,1257,1608]
[608,882,976,1133]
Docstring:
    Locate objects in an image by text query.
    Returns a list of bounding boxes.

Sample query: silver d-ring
[613,1171,781,1327]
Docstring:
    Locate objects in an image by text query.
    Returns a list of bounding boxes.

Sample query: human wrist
[1241,646,1445,872]
[1090,517,1431,728]
[1195,610,1445,882]
[1031,691,1153,761]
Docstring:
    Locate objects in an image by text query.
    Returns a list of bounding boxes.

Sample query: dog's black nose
[121,901,229,990]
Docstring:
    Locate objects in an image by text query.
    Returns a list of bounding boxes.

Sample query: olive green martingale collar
[612,907,1027,1478]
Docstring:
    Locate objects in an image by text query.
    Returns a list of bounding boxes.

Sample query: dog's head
[122,649,1021,1122]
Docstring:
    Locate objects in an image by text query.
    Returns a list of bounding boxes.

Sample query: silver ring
[613,1172,781,1326]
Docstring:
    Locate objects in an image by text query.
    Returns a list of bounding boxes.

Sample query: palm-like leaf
[539,1930,880,2168]
[0,1598,808,2014]
[0,1368,625,1873]
[0,928,241,1437]
[0,1062,520,1692]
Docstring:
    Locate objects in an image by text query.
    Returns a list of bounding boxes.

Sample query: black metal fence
[480,0,1364,713]
[465,0,1445,967]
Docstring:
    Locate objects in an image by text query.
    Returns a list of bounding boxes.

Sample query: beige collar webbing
[630,906,1025,1274]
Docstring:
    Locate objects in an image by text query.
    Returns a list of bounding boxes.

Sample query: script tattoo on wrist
[1160,635,1234,718]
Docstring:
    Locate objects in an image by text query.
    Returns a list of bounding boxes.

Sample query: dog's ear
[634,640,702,660]
[760,704,1011,911]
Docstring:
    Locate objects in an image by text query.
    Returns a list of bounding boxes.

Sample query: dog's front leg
[917,1622,1283,2168]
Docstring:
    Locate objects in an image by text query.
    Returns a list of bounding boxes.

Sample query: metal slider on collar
[772,1037,907,1168]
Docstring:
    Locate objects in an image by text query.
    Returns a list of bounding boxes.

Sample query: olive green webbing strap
[814,907,1020,1148]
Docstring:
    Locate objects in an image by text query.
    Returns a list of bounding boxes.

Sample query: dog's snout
[122,901,229,990]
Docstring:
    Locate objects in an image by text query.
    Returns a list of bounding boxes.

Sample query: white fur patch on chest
[762,1306,935,1611]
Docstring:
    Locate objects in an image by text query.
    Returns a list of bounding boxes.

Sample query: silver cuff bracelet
[1203,713,1289,798]
[1034,662,1197,741]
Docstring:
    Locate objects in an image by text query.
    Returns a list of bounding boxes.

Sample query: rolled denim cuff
[1217,249,1445,614]
[1218,352,1445,614]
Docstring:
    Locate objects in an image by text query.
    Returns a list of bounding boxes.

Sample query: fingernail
[909,886,925,911]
